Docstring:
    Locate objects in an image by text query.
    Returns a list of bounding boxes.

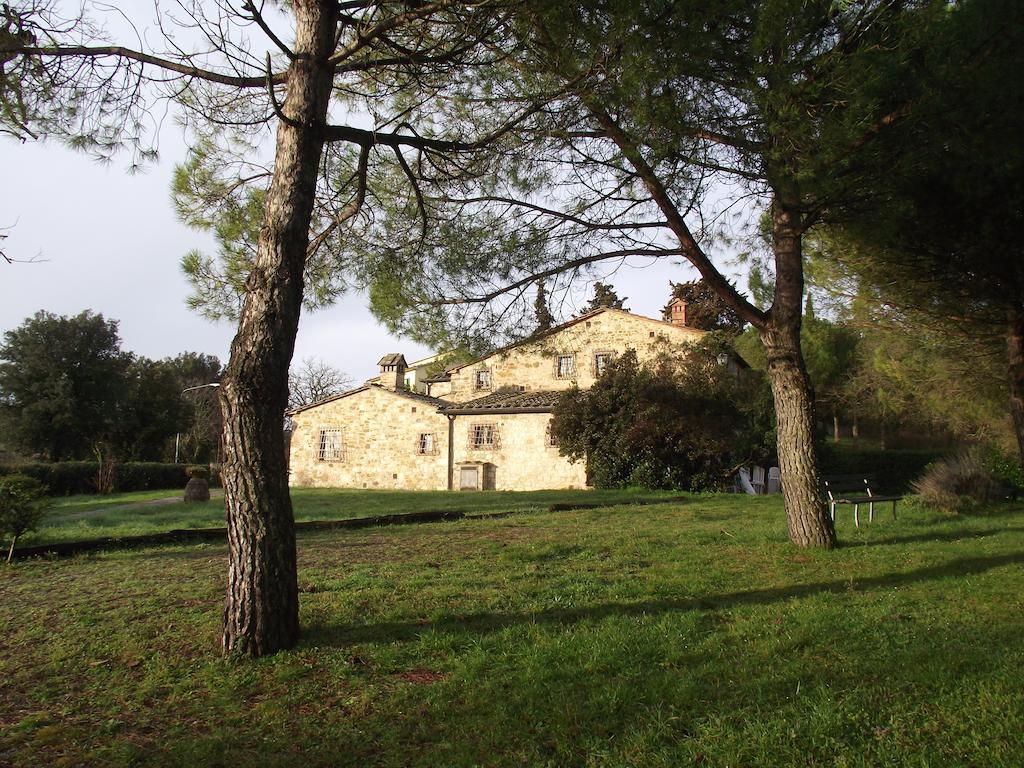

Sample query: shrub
[911,453,1006,513]
[186,465,210,480]
[0,474,50,562]
[975,446,1024,494]
[0,462,221,495]
[113,462,189,491]
[551,342,774,491]
[0,462,100,495]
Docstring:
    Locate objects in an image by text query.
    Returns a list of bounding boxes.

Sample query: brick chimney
[668,297,688,326]
[377,353,407,390]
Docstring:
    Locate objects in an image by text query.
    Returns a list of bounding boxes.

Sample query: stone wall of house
[289,386,450,490]
[425,380,452,399]
[446,308,705,402]
[451,412,587,491]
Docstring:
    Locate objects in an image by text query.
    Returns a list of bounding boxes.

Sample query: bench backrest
[822,475,877,497]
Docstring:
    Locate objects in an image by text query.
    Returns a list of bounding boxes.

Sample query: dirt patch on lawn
[62,490,224,520]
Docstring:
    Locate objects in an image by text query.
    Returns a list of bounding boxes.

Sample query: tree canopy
[809,0,1024,463]
[583,282,627,313]
[0,310,129,460]
[287,358,352,411]
[662,280,745,334]
[0,310,222,463]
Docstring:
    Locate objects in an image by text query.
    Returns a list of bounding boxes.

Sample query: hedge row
[0,462,221,496]
[817,445,947,492]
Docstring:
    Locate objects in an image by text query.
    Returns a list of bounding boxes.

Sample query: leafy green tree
[0,311,130,460]
[533,281,555,334]
[552,343,773,490]
[584,282,627,312]
[843,308,1010,451]
[161,352,223,464]
[0,474,49,563]
[801,313,859,443]
[816,0,1024,465]
[661,280,745,334]
[116,358,188,462]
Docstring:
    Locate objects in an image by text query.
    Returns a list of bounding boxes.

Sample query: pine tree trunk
[762,201,836,549]
[220,1,339,656]
[1008,304,1024,468]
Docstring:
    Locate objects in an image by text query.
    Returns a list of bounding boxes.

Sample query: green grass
[2,493,1023,766]
[32,487,682,545]
[51,489,200,511]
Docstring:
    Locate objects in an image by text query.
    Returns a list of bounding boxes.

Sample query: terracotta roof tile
[439,389,563,413]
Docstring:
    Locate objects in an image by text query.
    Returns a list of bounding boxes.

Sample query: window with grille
[594,352,612,377]
[418,432,436,455]
[556,354,576,379]
[474,369,492,390]
[471,424,496,450]
[317,428,344,462]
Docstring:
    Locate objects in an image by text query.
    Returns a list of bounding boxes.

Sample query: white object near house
[736,467,756,495]
[751,466,766,495]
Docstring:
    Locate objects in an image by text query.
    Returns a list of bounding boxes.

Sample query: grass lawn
[2,493,1022,766]
[33,487,684,545]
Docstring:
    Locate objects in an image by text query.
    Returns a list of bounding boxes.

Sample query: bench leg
[892,500,897,521]
[869,501,875,523]
[854,504,860,528]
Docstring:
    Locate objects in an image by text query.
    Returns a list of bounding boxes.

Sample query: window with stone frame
[317,428,345,462]
[555,353,576,379]
[417,432,437,455]
[593,350,614,377]
[469,423,498,450]
[474,368,492,390]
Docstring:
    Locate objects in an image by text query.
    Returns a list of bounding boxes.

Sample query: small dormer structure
[667,297,688,327]
[378,353,407,390]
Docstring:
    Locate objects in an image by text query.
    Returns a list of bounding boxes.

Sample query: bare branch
[321,100,544,151]
[307,144,370,258]
[585,103,767,328]
[8,44,284,87]
[265,52,300,128]
[241,0,295,60]
[328,0,462,68]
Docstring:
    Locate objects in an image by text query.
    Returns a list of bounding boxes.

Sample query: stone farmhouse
[287,302,708,491]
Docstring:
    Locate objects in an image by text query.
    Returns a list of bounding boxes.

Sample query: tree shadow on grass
[301,550,1024,649]
[848,526,1024,547]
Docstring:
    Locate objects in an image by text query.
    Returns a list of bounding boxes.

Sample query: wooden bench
[822,475,902,527]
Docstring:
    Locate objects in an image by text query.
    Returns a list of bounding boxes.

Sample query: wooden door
[459,465,478,491]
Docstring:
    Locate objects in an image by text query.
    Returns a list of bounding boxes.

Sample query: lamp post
[176,383,221,463]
